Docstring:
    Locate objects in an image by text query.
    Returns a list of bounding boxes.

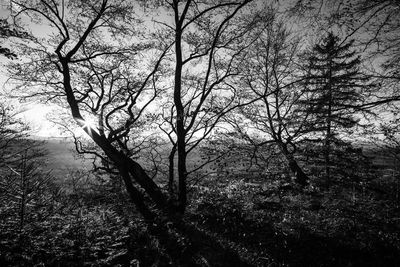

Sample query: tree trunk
[78,121,172,216]
[19,152,26,231]
[288,158,309,187]
[325,124,331,187]
[177,141,187,213]
[117,167,155,221]
[325,57,333,188]
[168,143,177,197]
[173,3,188,214]
[279,143,309,186]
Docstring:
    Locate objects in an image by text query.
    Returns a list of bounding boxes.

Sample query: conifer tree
[301,32,369,186]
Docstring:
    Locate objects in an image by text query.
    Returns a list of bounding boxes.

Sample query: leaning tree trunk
[279,143,309,186]
[93,132,174,216]
[61,59,176,218]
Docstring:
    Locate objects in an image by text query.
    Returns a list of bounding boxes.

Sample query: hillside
[31,136,93,179]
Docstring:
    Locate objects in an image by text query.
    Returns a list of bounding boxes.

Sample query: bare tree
[151,0,260,212]
[7,0,173,220]
[7,0,258,218]
[227,11,310,186]
[6,2,273,263]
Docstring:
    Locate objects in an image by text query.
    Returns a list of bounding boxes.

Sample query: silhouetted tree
[300,33,370,186]
[154,0,261,212]
[7,0,257,219]
[290,0,400,108]
[227,10,310,186]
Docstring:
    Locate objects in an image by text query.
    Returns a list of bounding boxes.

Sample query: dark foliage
[1,162,399,266]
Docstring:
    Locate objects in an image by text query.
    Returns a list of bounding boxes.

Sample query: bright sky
[0,0,391,139]
[0,1,67,137]
[0,0,171,138]
[18,104,60,136]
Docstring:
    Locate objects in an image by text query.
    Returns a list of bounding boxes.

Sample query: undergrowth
[1,176,399,266]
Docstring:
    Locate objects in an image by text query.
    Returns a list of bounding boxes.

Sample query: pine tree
[301,32,369,186]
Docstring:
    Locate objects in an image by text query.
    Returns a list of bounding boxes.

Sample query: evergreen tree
[301,32,369,186]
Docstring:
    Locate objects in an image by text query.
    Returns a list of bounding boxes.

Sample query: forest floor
[1,173,400,266]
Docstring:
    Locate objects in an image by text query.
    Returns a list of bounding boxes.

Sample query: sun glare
[76,118,98,137]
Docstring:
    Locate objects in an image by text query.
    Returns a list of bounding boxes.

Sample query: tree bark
[168,143,177,197]
[173,1,190,214]
[117,167,155,221]
[279,143,309,186]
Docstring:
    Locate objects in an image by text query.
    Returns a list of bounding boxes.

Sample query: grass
[1,172,399,266]
[1,138,399,266]
[187,177,400,266]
